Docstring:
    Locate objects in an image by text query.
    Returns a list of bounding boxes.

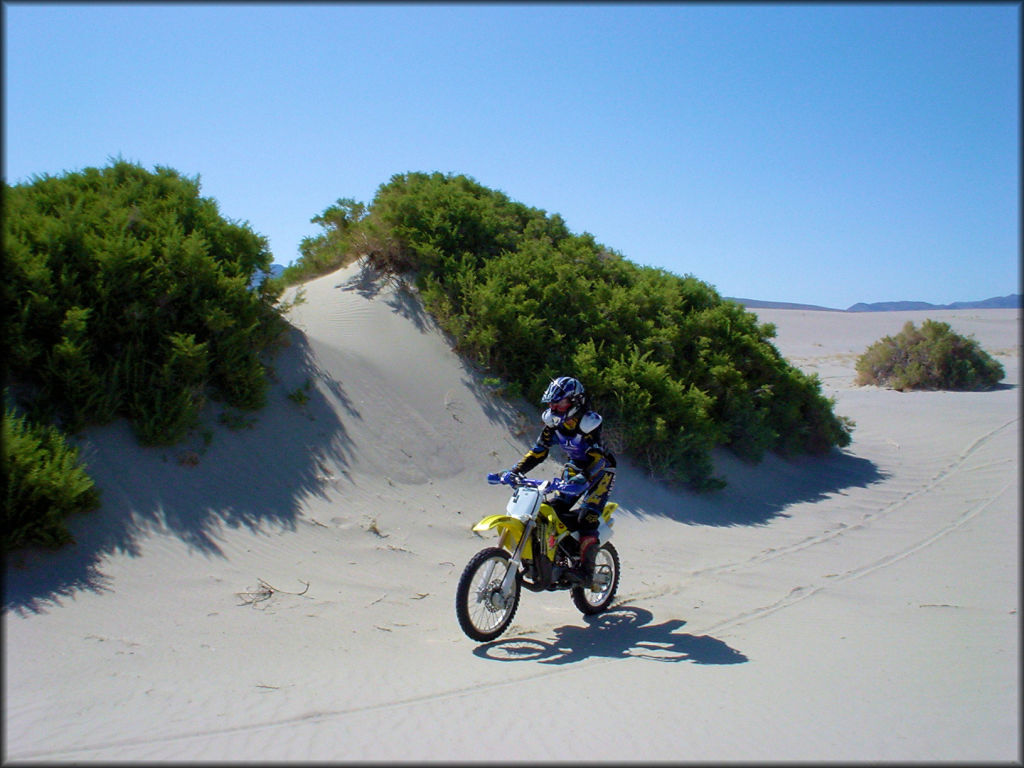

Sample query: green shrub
[856,319,1005,391]
[3,160,287,444]
[3,406,101,550]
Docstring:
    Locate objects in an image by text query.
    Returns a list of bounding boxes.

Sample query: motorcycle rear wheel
[456,547,522,642]
[571,541,620,615]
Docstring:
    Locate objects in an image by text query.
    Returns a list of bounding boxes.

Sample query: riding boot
[576,533,599,587]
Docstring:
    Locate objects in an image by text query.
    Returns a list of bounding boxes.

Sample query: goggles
[550,397,573,414]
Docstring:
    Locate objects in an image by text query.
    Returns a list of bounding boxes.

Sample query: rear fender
[596,502,618,542]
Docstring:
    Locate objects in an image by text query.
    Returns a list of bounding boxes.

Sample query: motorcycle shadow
[473,605,748,666]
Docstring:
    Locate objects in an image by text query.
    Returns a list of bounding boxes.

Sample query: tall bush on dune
[291,171,853,488]
[3,160,287,445]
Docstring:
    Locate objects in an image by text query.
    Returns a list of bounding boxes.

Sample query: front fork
[482,519,534,597]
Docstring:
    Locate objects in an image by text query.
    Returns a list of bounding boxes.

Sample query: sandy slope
[4,262,1019,762]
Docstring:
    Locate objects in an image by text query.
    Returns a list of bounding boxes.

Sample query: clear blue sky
[3,2,1019,309]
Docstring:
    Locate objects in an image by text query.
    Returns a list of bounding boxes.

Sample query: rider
[502,376,616,585]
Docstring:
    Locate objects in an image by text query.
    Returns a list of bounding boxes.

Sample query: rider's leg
[548,496,577,531]
[575,466,615,583]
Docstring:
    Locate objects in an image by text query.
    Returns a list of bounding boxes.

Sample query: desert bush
[287,171,853,488]
[3,405,101,550]
[855,319,1005,391]
[3,160,288,444]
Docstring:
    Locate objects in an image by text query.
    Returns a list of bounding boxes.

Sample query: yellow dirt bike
[455,472,620,642]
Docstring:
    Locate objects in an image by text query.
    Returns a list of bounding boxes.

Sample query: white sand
[4,262,1019,762]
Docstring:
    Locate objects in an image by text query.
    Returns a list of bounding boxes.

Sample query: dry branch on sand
[236,578,310,607]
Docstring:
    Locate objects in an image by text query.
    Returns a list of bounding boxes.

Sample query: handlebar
[486,472,586,495]
[487,471,537,487]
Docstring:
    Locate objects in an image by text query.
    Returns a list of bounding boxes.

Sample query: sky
[3,2,1019,309]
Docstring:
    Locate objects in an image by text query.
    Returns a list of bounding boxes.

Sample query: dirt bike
[455,472,621,642]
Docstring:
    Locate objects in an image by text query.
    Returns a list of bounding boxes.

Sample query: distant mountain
[847,294,1021,312]
[729,294,1020,312]
[727,298,840,311]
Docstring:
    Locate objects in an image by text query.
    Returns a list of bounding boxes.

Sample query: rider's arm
[512,425,554,474]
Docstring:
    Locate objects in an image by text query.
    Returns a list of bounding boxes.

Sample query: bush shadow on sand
[613,446,888,528]
[337,261,431,334]
[475,605,748,665]
[338,261,544,450]
[4,328,357,616]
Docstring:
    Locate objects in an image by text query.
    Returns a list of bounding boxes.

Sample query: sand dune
[4,261,1019,762]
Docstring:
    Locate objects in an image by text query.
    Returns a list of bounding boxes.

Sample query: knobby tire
[455,547,522,642]
[571,541,620,615]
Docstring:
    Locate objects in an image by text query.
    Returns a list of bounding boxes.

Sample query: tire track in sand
[689,415,1017,582]
[700,476,1015,636]
[614,415,1018,621]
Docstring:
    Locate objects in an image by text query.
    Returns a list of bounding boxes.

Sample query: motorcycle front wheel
[455,547,522,642]
[571,541,620,615]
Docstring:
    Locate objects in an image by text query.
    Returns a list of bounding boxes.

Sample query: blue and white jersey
[514,410,612,476]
